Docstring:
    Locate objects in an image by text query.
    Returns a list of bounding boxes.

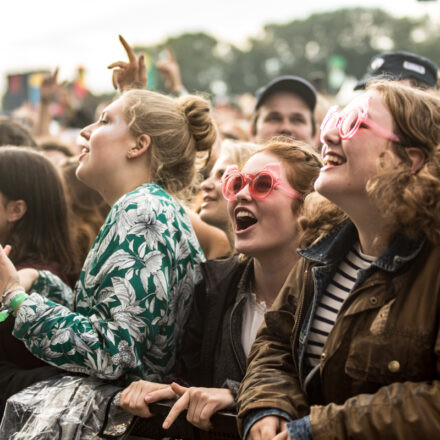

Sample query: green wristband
[0,310,9,322]
[10,293,28,315]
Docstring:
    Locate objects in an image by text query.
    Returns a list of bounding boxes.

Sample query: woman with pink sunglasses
[237,80,440,440]
[119,138,321,431]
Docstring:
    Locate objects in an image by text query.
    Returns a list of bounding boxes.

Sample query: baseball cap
[354,51,439,90]
[254,76,317,112]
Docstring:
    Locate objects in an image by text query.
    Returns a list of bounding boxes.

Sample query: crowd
[0,34,438,439]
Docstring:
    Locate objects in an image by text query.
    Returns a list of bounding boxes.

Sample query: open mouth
[324,152,346,167]
[235,209,258,231]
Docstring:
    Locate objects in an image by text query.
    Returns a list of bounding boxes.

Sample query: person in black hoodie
[120,138,321,430]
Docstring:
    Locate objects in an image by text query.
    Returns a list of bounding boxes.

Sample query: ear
[6,200,27,223]
[128,134,151,159]
[406,147,426,174]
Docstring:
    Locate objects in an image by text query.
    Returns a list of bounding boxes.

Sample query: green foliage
[136,7,440,97]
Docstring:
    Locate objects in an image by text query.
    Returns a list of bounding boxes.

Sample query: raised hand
[156,46,185,95]
[40,67,59,104]
[108,35,147,92]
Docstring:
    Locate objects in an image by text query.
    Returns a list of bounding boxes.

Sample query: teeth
[81,147,89,154]
[324,153,344,166]
[236,210,256,219]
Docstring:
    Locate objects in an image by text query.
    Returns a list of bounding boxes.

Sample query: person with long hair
[119,138,322,431]
[237,81,440,440]
[0,85,217,400]
[0,146,79,414]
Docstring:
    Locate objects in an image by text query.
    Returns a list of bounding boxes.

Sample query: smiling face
[199,154,233,230]
[76,97,137,193]
[254,92,314,144]
[227,151,299,258]
[315,90,397,211]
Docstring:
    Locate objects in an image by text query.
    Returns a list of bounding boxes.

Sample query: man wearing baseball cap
[355,50,439,90]
[251,75,318,146]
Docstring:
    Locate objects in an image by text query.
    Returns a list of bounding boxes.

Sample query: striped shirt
[305,242,374,367]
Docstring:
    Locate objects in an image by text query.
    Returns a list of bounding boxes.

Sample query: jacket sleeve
[310,378,440,439]
[31,270,74,309]
[237,259,310,434]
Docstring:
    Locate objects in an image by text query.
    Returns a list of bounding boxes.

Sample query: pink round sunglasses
[221,162,302,201]
[320,96,401,144]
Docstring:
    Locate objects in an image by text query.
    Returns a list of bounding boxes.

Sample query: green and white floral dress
[12,183,204,384]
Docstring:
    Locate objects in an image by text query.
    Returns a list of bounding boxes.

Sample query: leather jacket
[237,221,440,439]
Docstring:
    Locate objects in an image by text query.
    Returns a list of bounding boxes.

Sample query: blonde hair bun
[177,95,217,153]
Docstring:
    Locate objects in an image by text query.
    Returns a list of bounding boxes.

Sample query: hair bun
[178,96,217,152]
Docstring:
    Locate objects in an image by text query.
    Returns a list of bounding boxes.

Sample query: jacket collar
[298,220,425,272]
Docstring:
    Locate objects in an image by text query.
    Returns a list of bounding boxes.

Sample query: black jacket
[177,256,252,395]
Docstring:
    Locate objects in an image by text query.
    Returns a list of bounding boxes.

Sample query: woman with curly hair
[237,80,440,440]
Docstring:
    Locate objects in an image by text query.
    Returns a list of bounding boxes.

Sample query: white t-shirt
[241,293,267,357]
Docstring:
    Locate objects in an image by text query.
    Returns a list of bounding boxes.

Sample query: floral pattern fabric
[13,183,204,384]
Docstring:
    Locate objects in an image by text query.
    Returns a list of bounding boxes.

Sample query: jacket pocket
[345,332,435,384]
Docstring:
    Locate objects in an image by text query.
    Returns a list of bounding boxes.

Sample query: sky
[2,0,440,95]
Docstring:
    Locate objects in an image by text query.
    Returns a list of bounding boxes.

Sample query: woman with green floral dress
[0,88,217,392]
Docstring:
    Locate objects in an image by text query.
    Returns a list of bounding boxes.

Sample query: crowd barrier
[127,401,240,440]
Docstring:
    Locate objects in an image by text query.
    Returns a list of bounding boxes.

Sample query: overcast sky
[2,0,439,94]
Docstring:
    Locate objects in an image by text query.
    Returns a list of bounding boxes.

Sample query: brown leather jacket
[237,222,440,439]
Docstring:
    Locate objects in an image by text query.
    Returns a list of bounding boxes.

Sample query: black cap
[355,51,439,90]
[255,75,317,112]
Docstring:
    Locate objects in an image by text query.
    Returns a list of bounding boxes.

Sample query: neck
[100,168,152,206]
[252,245,299,306]
[343,199,391,257]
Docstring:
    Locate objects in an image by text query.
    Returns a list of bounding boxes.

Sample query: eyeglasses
[221,162,302,201]
[320,97,401,144]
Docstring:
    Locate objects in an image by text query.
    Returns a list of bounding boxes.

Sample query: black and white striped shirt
[305,242,374,367]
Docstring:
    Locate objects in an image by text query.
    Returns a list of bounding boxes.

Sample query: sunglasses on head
[320,96,401,144]
[221,162,302,201]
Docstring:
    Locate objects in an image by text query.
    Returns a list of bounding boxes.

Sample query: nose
[201,175,215,191]
[79,123,93,141]
[235,182,252,202]
[278,119,293,136]
[322,125,341,146]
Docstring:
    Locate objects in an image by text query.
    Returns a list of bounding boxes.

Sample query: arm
[185,208,231,259]
[30,270,74,309]
[11,190,195,381]
[34,68,58,138]
[309,378,440,439]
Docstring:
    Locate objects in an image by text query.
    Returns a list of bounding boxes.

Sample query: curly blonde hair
[122,90,217,196]
[298,81,440,248]
[366,81,440,244]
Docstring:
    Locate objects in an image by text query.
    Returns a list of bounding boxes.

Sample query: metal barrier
[129,401,240,440]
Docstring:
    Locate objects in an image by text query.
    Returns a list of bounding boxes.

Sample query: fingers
[162,391,190,429]
[170,382,188,397]
[119,34,137,64]
[144,385,177,403]
[248,416,280,440]
[107,61,128,70]
[3,245,11,256]
[138,54,147,86]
